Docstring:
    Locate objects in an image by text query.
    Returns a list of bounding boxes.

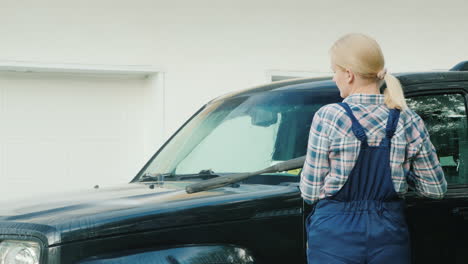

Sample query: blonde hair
[330,33,407,110]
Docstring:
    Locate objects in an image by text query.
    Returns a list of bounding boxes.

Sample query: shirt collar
[342,93,385,105]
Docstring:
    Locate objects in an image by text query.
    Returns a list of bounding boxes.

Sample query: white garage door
[0,71,163,201]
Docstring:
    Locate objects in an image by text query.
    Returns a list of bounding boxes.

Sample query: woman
[299,33,447,264]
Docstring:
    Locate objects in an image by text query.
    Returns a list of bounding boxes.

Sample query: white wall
[0,0,467,200]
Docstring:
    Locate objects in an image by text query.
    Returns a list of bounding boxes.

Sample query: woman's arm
[300,107,331,204]
[407,115,447,199]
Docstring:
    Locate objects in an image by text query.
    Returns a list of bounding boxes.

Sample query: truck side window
[406,93,468,185]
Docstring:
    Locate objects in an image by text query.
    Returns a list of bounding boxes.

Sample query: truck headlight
[0,241,40,264]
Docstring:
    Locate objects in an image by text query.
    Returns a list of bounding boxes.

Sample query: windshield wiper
[165,169,220,181]
[140,169,220,182]
[185,155,306,194]
[140,172,173,182]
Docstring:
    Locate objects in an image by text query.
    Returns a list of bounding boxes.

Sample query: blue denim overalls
[306,102,411,264]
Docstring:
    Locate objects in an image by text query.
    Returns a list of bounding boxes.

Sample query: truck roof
[213,71,468,103]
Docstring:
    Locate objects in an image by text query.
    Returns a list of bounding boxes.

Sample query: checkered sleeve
[407,115,447,199]
[300,106,331,204]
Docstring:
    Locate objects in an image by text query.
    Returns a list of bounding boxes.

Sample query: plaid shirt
[300,93,447,204]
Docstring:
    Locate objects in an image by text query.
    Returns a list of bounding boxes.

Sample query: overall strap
[338,103,368,146]
[380,108,401,146]
[385,109,401,138]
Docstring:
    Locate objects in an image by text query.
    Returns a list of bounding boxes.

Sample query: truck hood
[0,182,301,246]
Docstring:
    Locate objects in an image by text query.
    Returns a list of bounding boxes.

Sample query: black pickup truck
[0,62,467,264]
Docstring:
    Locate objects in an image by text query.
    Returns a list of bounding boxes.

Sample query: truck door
[405,86,468,264]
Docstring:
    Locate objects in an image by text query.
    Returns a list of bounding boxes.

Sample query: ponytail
[383,73,407,110]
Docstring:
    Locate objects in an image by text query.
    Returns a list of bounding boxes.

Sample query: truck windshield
[138,87,340,182]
